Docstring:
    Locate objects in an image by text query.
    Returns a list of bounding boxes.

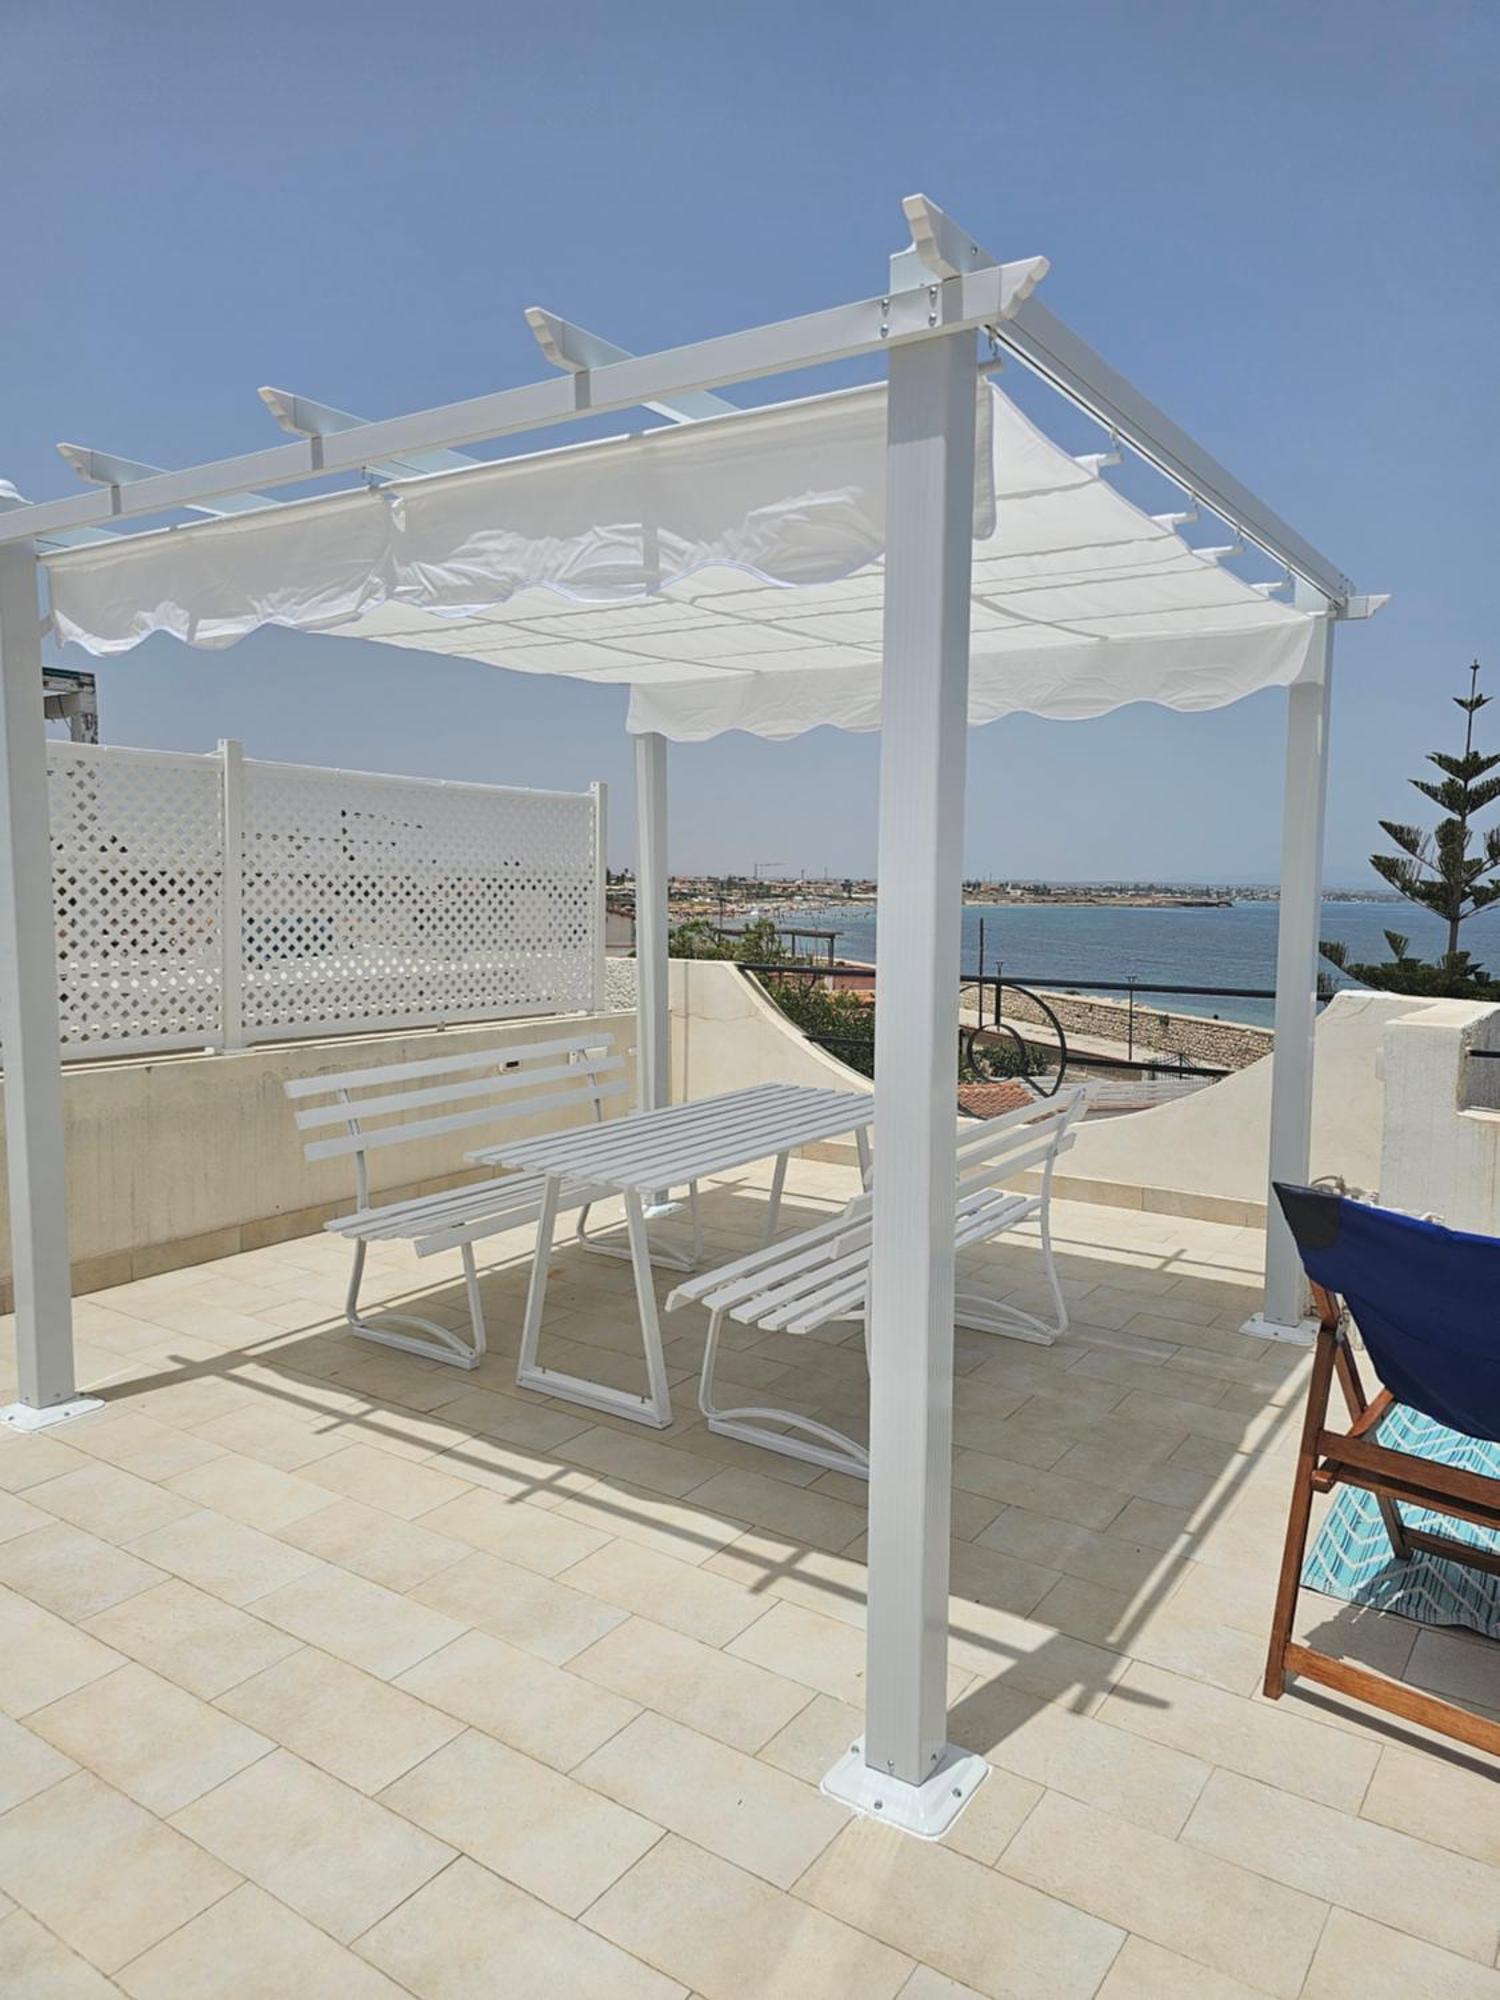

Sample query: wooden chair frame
[1265,1278,1500,1757]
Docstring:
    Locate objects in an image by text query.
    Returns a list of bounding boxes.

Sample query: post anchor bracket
[1239,1312,1318,1348]
[821,1737,989,1840]
[2,1395,104,1434]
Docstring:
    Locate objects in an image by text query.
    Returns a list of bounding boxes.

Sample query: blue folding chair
[1267,1184,1500,1756]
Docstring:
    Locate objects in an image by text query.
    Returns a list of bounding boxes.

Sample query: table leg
[624,1186,674,1426]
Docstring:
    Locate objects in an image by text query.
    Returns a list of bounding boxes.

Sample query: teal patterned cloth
[1303,1402,1500,1638]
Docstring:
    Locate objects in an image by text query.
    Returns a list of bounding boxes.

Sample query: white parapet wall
[0,1009,635,1305]
[1378,996,1500,1232]
[669,957,875,1104]
[1046,989,1460,1226]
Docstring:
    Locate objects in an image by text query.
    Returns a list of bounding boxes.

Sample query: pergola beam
[0,256,1049,546]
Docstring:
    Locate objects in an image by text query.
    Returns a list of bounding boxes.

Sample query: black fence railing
[729,959,1238,1091]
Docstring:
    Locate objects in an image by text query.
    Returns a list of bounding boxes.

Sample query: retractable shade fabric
[46,382,1317,741]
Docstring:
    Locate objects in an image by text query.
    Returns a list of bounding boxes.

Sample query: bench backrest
[286,1031,627,1203]
[954,1086,1085,1192]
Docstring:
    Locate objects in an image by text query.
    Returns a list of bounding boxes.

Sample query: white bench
[666,1088,1084,1475]
[286,1031,629,1369]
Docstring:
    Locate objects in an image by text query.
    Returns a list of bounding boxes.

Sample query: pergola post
[822,327,988,1835]
[0,541,92,1427]
[633,731,670,1114]
[1244,582,1336,1343]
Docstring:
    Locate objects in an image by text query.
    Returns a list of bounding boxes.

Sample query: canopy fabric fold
[45,380,1317,741]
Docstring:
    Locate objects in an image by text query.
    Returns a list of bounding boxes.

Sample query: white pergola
[0,196,1381,1834]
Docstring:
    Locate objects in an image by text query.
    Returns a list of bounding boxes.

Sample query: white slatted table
[472,1083,872,1427]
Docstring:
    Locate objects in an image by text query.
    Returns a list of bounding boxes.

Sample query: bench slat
[284,1030,617,1099]
[303,1076,630,1161]
[293,1055,625,1132]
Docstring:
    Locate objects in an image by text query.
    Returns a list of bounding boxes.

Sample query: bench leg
[698,1306,869,1477]
[341,1237,485,1370]
[953,1207,1070,1348]
[763,1154,788,1247]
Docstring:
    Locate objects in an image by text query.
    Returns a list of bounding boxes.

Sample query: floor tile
[685,1466,865,1553]
[0,1521,164,1621]
[1181,1766,1500,1964]
[586,1833,912,2000]
[303,1442,475,1519]
[275,1497,470,1590]
[116,1880,410,1998]
[949,1676,1210,1835]
[799,1818,1123,2000]
[413,1546,626,1663]
[128,1509,323,1606]
[252,1565,466,1678]
[0,1769,237,1973]
[82,1578,302,1698]
[166,1452,335,1530]
[552,1477,749,1566]
[558,1536,766,1646]
[0,1582,124,1717]
[998,1789,1327,1998]
[216,1645,463,1791]
[1095,1659,1379,1812]
[419,1486,611,1573]
[1095,1934,1267,1998]
[0,1433,94,1493]
[19,1463,195,1544]
[0,1711,77,1812]
[28,1662,271,1813]
[172,1748,452,1943]
[0,1906,120,1998]
[357,1854,686,1999]
[381,1725,661,1916]
[572,1614,814,1752]
[396,1628,638,1771]
[575,1710,847,1886]
[1301,1905,1500,1999]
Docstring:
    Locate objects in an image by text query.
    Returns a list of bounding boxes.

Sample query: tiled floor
[2,1157,1498,1998]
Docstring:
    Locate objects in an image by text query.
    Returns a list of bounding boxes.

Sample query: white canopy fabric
[46,381,1317,741]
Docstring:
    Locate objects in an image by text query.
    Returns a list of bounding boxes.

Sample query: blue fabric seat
[1264,1184,1500,1759]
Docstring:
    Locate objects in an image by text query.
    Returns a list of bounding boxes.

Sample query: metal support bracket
[57,444,272,516]
[524,309,737,423]
[257,388,477,480]
[822,1737,989,1839]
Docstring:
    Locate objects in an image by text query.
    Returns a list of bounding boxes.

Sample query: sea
[761,899,1500,1030]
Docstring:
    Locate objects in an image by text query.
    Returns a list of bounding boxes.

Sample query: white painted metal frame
[667,1089,1085,1478]
[1245,582,1337,1343]
[0,189,1372,1838]
[473,1083,873,1427]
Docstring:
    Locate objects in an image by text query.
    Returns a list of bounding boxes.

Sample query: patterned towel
[1303,1402,1500,1638]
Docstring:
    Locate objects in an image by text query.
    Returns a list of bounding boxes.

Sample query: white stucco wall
[0,1010,636,1301]
[1378,996,1500,1231]
[1052,990,1449,1223]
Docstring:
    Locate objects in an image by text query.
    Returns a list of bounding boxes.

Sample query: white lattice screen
[46,742,225,1058]
[9,742,604,1060]
[239,760,600,1040]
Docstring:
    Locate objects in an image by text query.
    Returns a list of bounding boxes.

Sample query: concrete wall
[1379,996,1500,1232]
[670,958,875,1105]
[993,986,1273,1072]
[0,1011,635,1304]
[1049,989,1482,1226]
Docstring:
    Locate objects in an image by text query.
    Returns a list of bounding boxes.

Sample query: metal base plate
[821,1737,989,1839]
[1,1396,104,1433]
[1239,1311,1318,1348]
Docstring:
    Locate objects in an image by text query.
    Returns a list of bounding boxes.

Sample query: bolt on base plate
[1,1396,104,1433]
[821,1737,989,1839]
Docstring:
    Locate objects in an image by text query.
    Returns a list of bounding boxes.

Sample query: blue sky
[7,1,1495,884]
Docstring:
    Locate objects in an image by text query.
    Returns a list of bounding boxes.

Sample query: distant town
[604,873,1399,926]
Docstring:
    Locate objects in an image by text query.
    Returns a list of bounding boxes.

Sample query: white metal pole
[590,781,609,1016]
[1244,584,1336,1343]
[634,733,670,1113]
[218,739,246,1052]
[822,327,988,1836]
[0,542,92,1426]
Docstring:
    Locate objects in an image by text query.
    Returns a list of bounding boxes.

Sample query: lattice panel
[239,761,598,1038]
[42,743,225,1054]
